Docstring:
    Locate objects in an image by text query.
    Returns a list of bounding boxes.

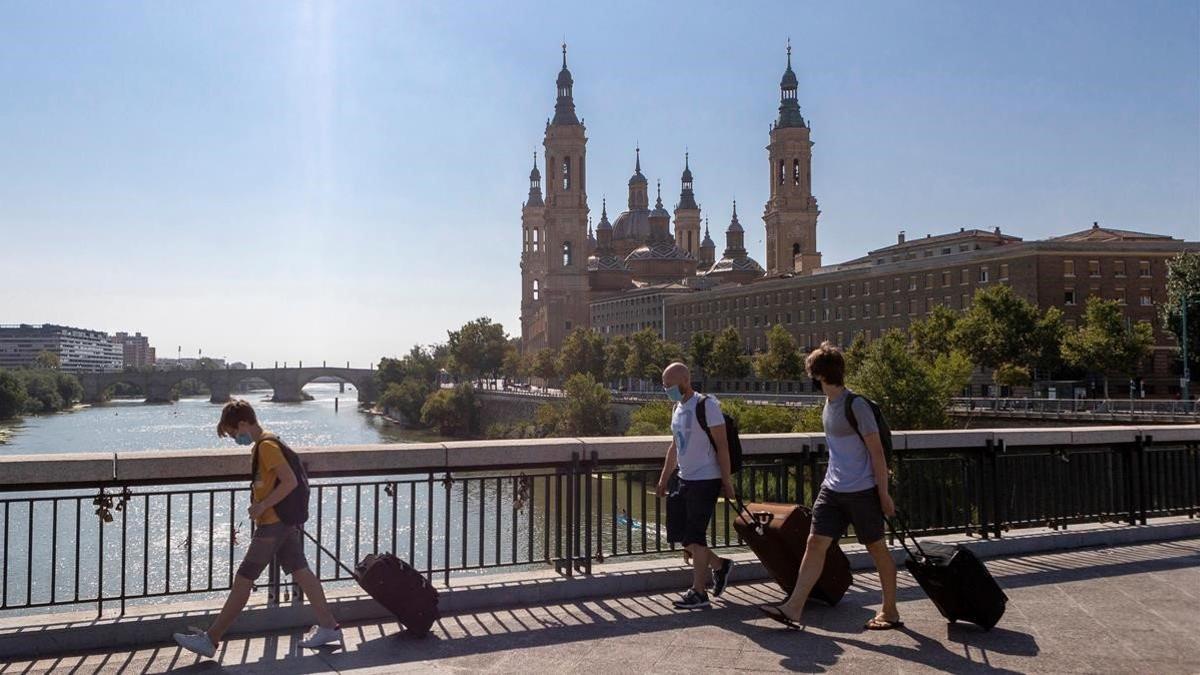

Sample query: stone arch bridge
[78,367,379,404]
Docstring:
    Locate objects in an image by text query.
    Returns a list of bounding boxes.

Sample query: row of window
[1063,259,1152,278]
[873,241,982,265]
[1064,287,1154,307]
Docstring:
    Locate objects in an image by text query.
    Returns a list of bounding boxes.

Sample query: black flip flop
[758,604,803,630]
[865,616,905,630]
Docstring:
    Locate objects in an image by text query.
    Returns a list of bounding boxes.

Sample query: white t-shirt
[671,394,726,481]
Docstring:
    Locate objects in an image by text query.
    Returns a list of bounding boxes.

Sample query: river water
[0,383,441,454]
[0,382,675,614]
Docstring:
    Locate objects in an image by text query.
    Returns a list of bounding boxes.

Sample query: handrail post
[979,439,993,540]
[1136,434,1152,525]
[991,439,1005,539]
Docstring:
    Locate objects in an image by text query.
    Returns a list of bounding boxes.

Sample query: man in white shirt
[656,362,736,609]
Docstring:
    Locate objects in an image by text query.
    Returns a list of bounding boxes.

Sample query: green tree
[33,350,60,370]
[194,357,221,370]
[446,317,508,382]
[688,331,716,389]
[557,328,607,382]
[501,342,527,383]
[0,371,27,419]
[20,371,65,413]
[754,324,803,392]
[531,348,559,386]
[1062,297,1155,398]
[847,330,963,430]
[604,335,632,388]
[709,327,751,381]
[626,400,673,436]
[55,373,83,407]
[993,363,1031,392]
[909,305,960,361]
[379,378,433,425]
[625,329,664,385]
[1161,252,1200,378]
[539,373,613,436]
[952,284,1044,394]
[420,383,479,436]
[722,399,800,433]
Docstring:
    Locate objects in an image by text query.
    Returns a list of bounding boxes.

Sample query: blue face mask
[664,385,684,402]
[234,432,254,446]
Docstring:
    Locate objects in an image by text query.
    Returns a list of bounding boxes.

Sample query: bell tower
[528,43,590,351]
[673,152,702,257]
[763,41,821,276]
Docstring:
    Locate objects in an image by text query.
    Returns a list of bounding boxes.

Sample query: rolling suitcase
[733,500,852,605]
[302,531,440,636]
[889,517,1006,630]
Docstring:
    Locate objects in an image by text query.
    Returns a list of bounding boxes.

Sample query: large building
[111,331,156,369]
[664,224,1199,398]
[519,45,814,351]
[0,324,123,373]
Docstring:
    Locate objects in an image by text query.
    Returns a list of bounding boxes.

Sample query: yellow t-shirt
[252,437,285,525]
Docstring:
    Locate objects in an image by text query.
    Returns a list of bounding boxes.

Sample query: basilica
[520,45,822,351]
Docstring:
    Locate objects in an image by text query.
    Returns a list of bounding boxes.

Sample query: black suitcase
[303,531,440,636]
[889,518,1007,630]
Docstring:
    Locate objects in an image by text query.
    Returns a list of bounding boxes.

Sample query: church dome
[611,208,651,242]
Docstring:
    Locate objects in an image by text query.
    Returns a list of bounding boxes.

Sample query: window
[809,309,815,322]
[1063,260,1075,277]
[1139,260,1151,278]
[793,158,801,186]
[1140,289,1152,306]
[941,247,951,255]
[532,279,540,301]
[778,160,785,185]
[878,301,886,316]
[562,241,573,267]
[892,301,900,316]
[999,264,1009,280]
[925,273,933,289]
[1064,289,1076,306]
[1115,287,1126,305]
[821,287,829,301]
[909,299,917,315]
[864,303,871,318]
[978,267,989,283]
[909,276,917,291]
[822,308,830,321]
[942,271,951,287]
[849,283,857,297]
[532,228,540,252]
[924,249,933,258]
[1114,259,1126,277]
[1088,260,1100,277]
[961,293,970,309]
[836,285,842,299]
[849,305,856,319]
[835,307,842,321]
[562,156,571,191]
[961,269,969,285]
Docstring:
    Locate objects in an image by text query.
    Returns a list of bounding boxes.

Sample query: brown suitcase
[734,500,852,605]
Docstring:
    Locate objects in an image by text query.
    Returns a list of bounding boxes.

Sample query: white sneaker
[299,625,344,649]
[173,631,217,658]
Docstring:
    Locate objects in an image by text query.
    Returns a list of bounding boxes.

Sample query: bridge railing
[1,426,1197,617]
[951,397,1200,417]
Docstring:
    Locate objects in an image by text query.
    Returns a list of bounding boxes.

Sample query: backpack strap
[695,394,718,455]
[844,392,866,444]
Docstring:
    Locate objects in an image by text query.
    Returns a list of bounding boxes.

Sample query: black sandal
[758,604,803,630]
[865,616,904,630]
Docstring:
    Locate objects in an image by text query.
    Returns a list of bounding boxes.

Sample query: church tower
[521,44,591,352]
[673,152,701,257]
[763,41,821,276]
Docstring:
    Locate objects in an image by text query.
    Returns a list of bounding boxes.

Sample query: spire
[562,42,567,69]
[776,39,805,129]
[651,178,669,219]
[655,179,662,207]
[724,200,746,254]
[552,43,579,126]
[597,197,611,229]
[678,150,697,210]
[526,150,543,206]
[627,146,647,186]
[701,218,715,248]
[635,145,641,173]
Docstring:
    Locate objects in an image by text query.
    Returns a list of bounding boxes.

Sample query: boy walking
[173,400,343,657]
[657,362,736,609]
[759,342,902,630]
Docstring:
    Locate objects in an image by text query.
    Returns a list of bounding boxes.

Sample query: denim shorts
[811,486,885,545]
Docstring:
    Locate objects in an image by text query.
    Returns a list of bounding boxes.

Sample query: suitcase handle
[886,512,927,560]
[731,495,774,535]
[299,527,359,578]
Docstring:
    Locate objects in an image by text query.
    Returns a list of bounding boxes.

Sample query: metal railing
[1,428,1197,617]
[950,397,1200,419]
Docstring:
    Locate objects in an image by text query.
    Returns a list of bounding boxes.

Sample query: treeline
[0,369,84,419]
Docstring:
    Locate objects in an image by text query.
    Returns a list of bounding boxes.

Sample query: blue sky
[1,1,1197,366]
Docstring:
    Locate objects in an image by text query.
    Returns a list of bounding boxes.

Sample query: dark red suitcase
[303,532,440,636]
[734,500,852,605]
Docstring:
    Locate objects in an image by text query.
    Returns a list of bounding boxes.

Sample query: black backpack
[695,394,743,473]
[845,392,893,460]
[251,435,310,526]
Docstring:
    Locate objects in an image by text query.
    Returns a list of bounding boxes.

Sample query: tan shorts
[236,522,309,580]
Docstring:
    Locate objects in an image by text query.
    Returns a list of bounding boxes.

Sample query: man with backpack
[759,342,902,631]
[656,362,737,609]
[173,400,343,658]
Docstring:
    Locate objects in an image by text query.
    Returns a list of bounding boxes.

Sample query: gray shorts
[811,486,885,545]
[236,522,310,580]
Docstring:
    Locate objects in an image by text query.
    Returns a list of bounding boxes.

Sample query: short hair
[217,399,257,437]
[805,341,845,386]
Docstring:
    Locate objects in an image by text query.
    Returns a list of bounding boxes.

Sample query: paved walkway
[4,539,1199,674]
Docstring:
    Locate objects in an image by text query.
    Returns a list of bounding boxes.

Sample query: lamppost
[1182,293,1193,401]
